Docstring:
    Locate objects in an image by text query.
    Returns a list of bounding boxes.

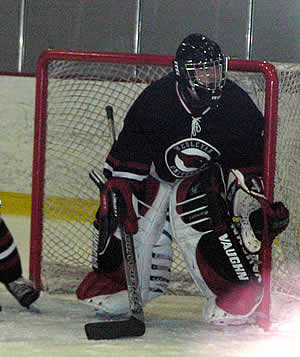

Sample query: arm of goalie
[227,169,289,254]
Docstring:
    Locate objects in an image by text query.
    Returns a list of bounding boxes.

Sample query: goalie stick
[85,106,145,340]
[85,169,145,339]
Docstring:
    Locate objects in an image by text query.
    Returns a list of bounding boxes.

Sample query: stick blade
[85,316,145,340]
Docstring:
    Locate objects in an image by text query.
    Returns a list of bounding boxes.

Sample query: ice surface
[0,215,299,357]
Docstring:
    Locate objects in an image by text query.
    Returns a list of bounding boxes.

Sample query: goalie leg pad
[170,165,263,321]
[202,277,263,325]
[169,167,224,299]
[134,176,173,305]
[77,176,173,314]
[76,265,129,315]
[148,220,173,300]
[196,244,263,321]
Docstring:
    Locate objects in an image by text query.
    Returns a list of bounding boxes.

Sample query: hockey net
[30,50,299,323]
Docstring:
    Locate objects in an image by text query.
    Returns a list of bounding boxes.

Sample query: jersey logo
[165,138,220,178]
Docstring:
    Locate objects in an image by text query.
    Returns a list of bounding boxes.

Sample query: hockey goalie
[76,33,289,325]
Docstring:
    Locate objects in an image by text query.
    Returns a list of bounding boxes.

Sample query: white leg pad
[148,220,173,300]
[134,177,173,305]
[169,180,215,299]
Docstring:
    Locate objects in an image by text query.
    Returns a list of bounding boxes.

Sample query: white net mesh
[31,54,300,301]
[270,64,300,300]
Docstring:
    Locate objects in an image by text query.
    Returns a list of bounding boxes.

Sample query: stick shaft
[105,105,116,143]
[119,224,144,321]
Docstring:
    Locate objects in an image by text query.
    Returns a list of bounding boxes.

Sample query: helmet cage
[185,57,227,93]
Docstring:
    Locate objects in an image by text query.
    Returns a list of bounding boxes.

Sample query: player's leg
[170,164,264,325]
[0,216,39,307]
[76,175,173,314]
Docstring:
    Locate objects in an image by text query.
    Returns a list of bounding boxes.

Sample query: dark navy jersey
[104,72,264,183]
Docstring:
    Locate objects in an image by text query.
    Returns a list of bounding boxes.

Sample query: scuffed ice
[1,290,299,357]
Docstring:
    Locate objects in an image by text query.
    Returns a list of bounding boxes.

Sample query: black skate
[5,277,40,308]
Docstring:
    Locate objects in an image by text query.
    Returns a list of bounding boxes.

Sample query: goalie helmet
[173,33,227,116]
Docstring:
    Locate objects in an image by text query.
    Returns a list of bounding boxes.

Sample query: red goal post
[29,49,298,330]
